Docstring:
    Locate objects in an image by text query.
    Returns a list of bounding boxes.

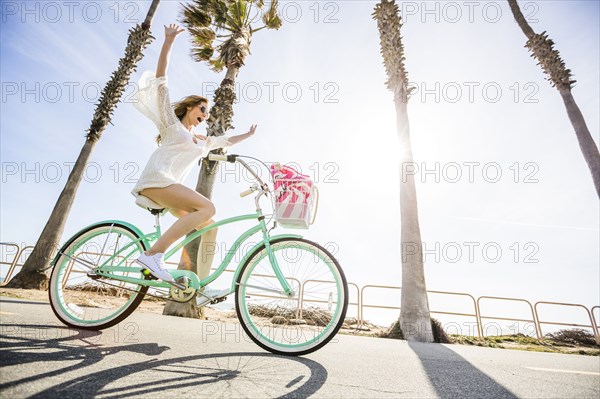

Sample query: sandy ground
[0,287,381,333]
[0,287,233,321]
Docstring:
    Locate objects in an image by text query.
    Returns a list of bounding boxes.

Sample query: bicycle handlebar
[207,153,269,199]
[208,153,237,163]
[240,187,254,198]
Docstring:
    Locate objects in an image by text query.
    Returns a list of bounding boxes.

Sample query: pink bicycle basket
[270,163,319,229]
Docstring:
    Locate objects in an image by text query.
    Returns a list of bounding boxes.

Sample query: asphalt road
[1,296,599,398]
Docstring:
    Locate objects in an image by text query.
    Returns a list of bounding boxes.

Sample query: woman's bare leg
[140,184,216,254]
[170,209,214,231]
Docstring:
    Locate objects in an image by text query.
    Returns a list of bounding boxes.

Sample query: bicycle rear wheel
[235,238,348,356]
[49,222,149,330]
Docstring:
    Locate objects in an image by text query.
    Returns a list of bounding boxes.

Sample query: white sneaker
[135,252,173,282]
[196,287,230,306]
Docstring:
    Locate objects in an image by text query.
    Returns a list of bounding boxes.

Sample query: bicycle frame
[57,155,305,297]
[90,210,302,296]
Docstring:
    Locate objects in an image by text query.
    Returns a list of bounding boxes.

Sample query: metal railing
[2,242,598,343]
[477,296,541,339]
[592,306,600,338]
[358,286,598,343]
[430,290,482,337]
[0,243,33,287]
[534,301,599,342]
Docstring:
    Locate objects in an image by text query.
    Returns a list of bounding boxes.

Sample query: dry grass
[248,304,333,327]
[450,333,599,356]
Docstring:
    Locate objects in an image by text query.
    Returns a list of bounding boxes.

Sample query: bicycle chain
[88,274,195,304]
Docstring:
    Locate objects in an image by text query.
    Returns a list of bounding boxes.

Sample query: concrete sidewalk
[1,296,598,398]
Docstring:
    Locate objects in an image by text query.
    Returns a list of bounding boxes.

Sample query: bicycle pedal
[141,269,158,280]
[210,296,227,305]
[87,272,100,280]
[196,294,227,307]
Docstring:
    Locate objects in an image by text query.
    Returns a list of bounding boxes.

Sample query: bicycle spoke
[49,224,149,329]
[235,238,348,355]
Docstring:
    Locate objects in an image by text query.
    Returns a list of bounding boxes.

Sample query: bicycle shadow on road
[408,342,518,399]
[0,324,328,398]
[0,323,170,392]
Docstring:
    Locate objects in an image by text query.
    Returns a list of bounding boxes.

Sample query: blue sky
[1,0,599,331]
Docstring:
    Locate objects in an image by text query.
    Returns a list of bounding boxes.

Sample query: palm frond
[181,2,212,28]
[191,46,215,62]
[181,0,277,69]
[189,26,217,46]
[208,58,226,72]
[224,0,245,30]
[210,0,230,27]
[243,1,253,26]
[262,0,282,30]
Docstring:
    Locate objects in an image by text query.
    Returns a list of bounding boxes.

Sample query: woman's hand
[194,133,207,141]
[227,124,258,145]
[164,24,185,42]
[156,24,184,78]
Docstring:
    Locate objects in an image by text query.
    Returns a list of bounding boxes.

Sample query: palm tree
[6,1,162,289]
[507,0,600,197]
[373,0,433,342]
[163,0,282,318]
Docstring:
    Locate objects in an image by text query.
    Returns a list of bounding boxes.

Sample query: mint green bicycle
[48,154,348,356]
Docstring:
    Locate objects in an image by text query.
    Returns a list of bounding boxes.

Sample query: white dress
[131,70,231,205]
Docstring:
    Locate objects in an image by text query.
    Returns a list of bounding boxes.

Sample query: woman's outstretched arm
[156,24,185,78]
[228,124,258,145]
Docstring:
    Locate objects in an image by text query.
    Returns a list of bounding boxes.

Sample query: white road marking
[524,367,600,376]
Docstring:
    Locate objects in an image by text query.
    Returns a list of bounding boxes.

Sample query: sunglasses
[199,105,209,114]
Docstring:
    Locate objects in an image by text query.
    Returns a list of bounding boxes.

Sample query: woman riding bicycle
[132,24,257,293]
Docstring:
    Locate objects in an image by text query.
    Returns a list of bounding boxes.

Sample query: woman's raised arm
[156,24,185,78]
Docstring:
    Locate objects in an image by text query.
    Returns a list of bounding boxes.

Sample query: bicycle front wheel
[235,238,348,356]
[49,222,149,330]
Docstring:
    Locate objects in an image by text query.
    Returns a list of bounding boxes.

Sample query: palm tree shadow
[408,342,518,399]
[1,324,328,398]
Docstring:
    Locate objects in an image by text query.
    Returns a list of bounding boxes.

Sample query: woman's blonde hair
[156,95,209,145]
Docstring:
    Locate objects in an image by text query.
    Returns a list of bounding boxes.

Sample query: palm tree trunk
[6,139,97,289]
[507,0,534,38]
[558,91,600,196]
[163,67,239,318]
[142,0,161,29]
[396,96,434,343]
[373,0,433,342]
[6,1,160,289]
[507,0,600,197]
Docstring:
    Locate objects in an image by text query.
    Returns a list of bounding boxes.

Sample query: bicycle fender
[51,220,151,267]
[230,234,303,291]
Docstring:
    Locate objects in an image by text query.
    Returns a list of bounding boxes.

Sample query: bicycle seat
[135,195,168,216]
